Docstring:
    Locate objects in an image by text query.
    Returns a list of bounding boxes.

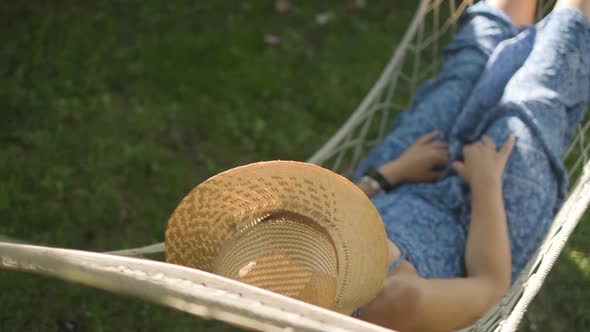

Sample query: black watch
[365,166,394,192]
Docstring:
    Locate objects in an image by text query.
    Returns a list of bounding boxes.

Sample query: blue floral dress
[354,2,590,281]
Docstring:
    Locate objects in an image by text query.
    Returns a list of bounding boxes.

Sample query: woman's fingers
[428,148,449,164]
[417,131,439,144]
[438,152,450,164]
[429,141,449,149]
[452,161,466,178]
[500,135,516,160]
[482,135,496,149]
[463,143,476,156]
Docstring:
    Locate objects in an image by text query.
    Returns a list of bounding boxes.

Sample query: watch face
[361,176,382,193]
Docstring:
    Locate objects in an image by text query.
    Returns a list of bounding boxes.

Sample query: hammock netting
[2,1,589,331]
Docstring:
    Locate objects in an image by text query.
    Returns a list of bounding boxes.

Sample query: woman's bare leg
[554,0,590,17]
[487,0,538,27]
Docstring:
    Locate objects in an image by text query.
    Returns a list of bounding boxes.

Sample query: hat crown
[212,211,338,309]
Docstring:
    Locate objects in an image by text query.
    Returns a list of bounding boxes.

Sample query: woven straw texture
[2,1,590,332]
[165,161,389,314]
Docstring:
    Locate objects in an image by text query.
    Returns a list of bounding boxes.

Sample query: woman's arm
[463,168,512,291]
[455,135,514,289]
[360,136,515,332]
[356,131,449,197]
[356,161,405,197]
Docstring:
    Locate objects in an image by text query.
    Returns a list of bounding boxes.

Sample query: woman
[353,0,590,330]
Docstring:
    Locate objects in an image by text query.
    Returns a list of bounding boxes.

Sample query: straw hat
[165,161,389,315]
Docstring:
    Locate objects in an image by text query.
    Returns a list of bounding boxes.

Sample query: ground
[1,0,588,331]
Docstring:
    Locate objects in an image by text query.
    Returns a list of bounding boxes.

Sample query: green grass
[0,1,588,331]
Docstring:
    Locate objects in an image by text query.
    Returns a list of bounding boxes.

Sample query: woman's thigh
[354,2,517,179]
[499,8,590,156]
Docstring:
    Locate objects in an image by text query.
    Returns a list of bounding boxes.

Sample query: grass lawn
[1,0,588,331]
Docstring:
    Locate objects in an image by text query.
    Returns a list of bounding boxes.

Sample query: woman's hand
[452,135,515,187]
[379,131,450,184]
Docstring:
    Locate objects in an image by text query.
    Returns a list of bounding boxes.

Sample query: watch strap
[365,166,394,192]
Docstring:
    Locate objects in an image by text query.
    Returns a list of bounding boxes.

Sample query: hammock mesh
[2,1,590,331]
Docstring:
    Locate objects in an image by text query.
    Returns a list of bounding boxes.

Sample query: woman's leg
[473,2,590,278]
[554,0,590,16]
[498,1,590,159]
[354,1,520,180]
[488,0,537,27]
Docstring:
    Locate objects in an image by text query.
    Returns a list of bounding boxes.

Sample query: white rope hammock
[2,1,589,331]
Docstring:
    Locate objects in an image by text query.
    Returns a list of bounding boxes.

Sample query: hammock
[1,0,589,331]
